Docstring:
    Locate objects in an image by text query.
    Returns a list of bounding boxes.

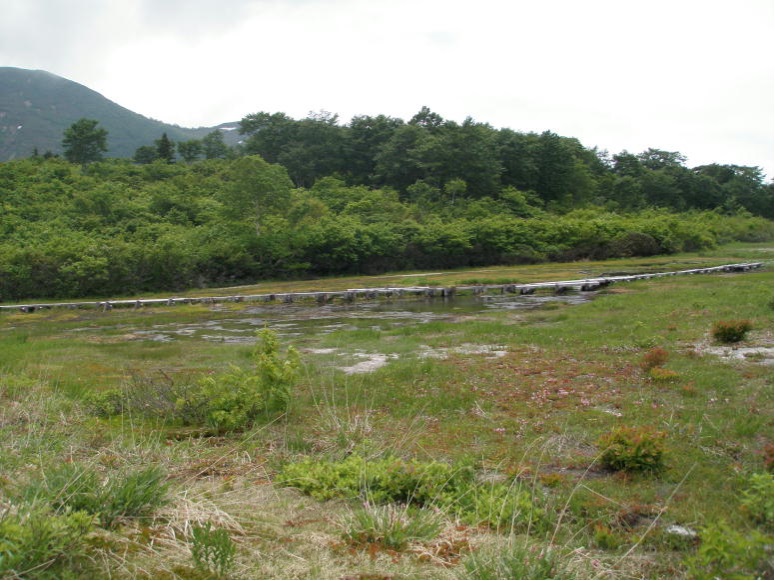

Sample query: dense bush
[0,156,771,301]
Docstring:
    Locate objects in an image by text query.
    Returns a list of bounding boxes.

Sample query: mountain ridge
[0,67,239,160]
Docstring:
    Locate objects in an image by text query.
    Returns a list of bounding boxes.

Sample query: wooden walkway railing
[0,262,763,314]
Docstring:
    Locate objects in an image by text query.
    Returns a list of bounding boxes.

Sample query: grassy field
[0,243,772,579]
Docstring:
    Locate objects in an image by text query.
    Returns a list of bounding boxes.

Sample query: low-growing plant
[276,455,465,504]
[593,524,625,550]
[99,465,169,528]
[0,505,94,579]
[639,347,669,372]
[456,481,547,534]
[191,522,236,578]
[740,472,774,528]
[684,521,773,580]
[711,319,753,343]
[178,328,299,431]
[278,455,545,532]
[22,463,169,529]
[341,503,443,550]
[597,426,667,474]
[86,372,199,422]
[462,542,563,580]
[25,462,104,516]
[763,443,774,472]
[648,367,680,383]
[84,388,125,418]
[85,329,299,432]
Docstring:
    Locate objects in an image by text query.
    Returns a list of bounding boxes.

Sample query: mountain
[0,67,240,160]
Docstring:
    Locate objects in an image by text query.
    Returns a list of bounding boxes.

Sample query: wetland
[0,244,772,580]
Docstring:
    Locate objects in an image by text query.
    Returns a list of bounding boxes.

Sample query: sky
[1,0,773,178]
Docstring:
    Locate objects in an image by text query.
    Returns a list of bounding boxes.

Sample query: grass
[0,243,772,579]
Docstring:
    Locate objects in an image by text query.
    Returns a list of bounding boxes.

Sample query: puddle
[77,293,593,346]
[68,292,596,373]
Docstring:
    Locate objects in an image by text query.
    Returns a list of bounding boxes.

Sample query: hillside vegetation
[0,67,239,160]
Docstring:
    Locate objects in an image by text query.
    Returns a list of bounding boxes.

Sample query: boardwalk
[0,262,763,314]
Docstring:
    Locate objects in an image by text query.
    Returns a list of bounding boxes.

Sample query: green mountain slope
[0,67,239,160]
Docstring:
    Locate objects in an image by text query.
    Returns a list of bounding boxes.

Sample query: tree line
[62,107,772,219]
[0,149,771,301]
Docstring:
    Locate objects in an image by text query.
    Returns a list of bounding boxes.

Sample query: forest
[0,107,772,301]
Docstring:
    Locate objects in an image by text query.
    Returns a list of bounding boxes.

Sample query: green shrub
[191,522,236,578]
[26,462,104,516]
[597,426,666,474]
[610,231,662,257]
[341,503,442,550]
[711,319,753,343]
[86,329,299,432]
[0,505,94,579]
[592,524,627,550]
[177,328,299,431]
[685,521,773,580]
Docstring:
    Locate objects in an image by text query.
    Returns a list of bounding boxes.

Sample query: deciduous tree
[62,118,108,164]
[177,139,203,162]
[202,130,229,159]
[221,156,294,234]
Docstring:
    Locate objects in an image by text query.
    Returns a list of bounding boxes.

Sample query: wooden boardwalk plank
[0,262,763,314]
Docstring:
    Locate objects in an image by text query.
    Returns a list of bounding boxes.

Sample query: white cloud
[1,0,772,175]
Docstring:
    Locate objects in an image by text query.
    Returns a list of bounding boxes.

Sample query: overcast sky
[2,0,773,178]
